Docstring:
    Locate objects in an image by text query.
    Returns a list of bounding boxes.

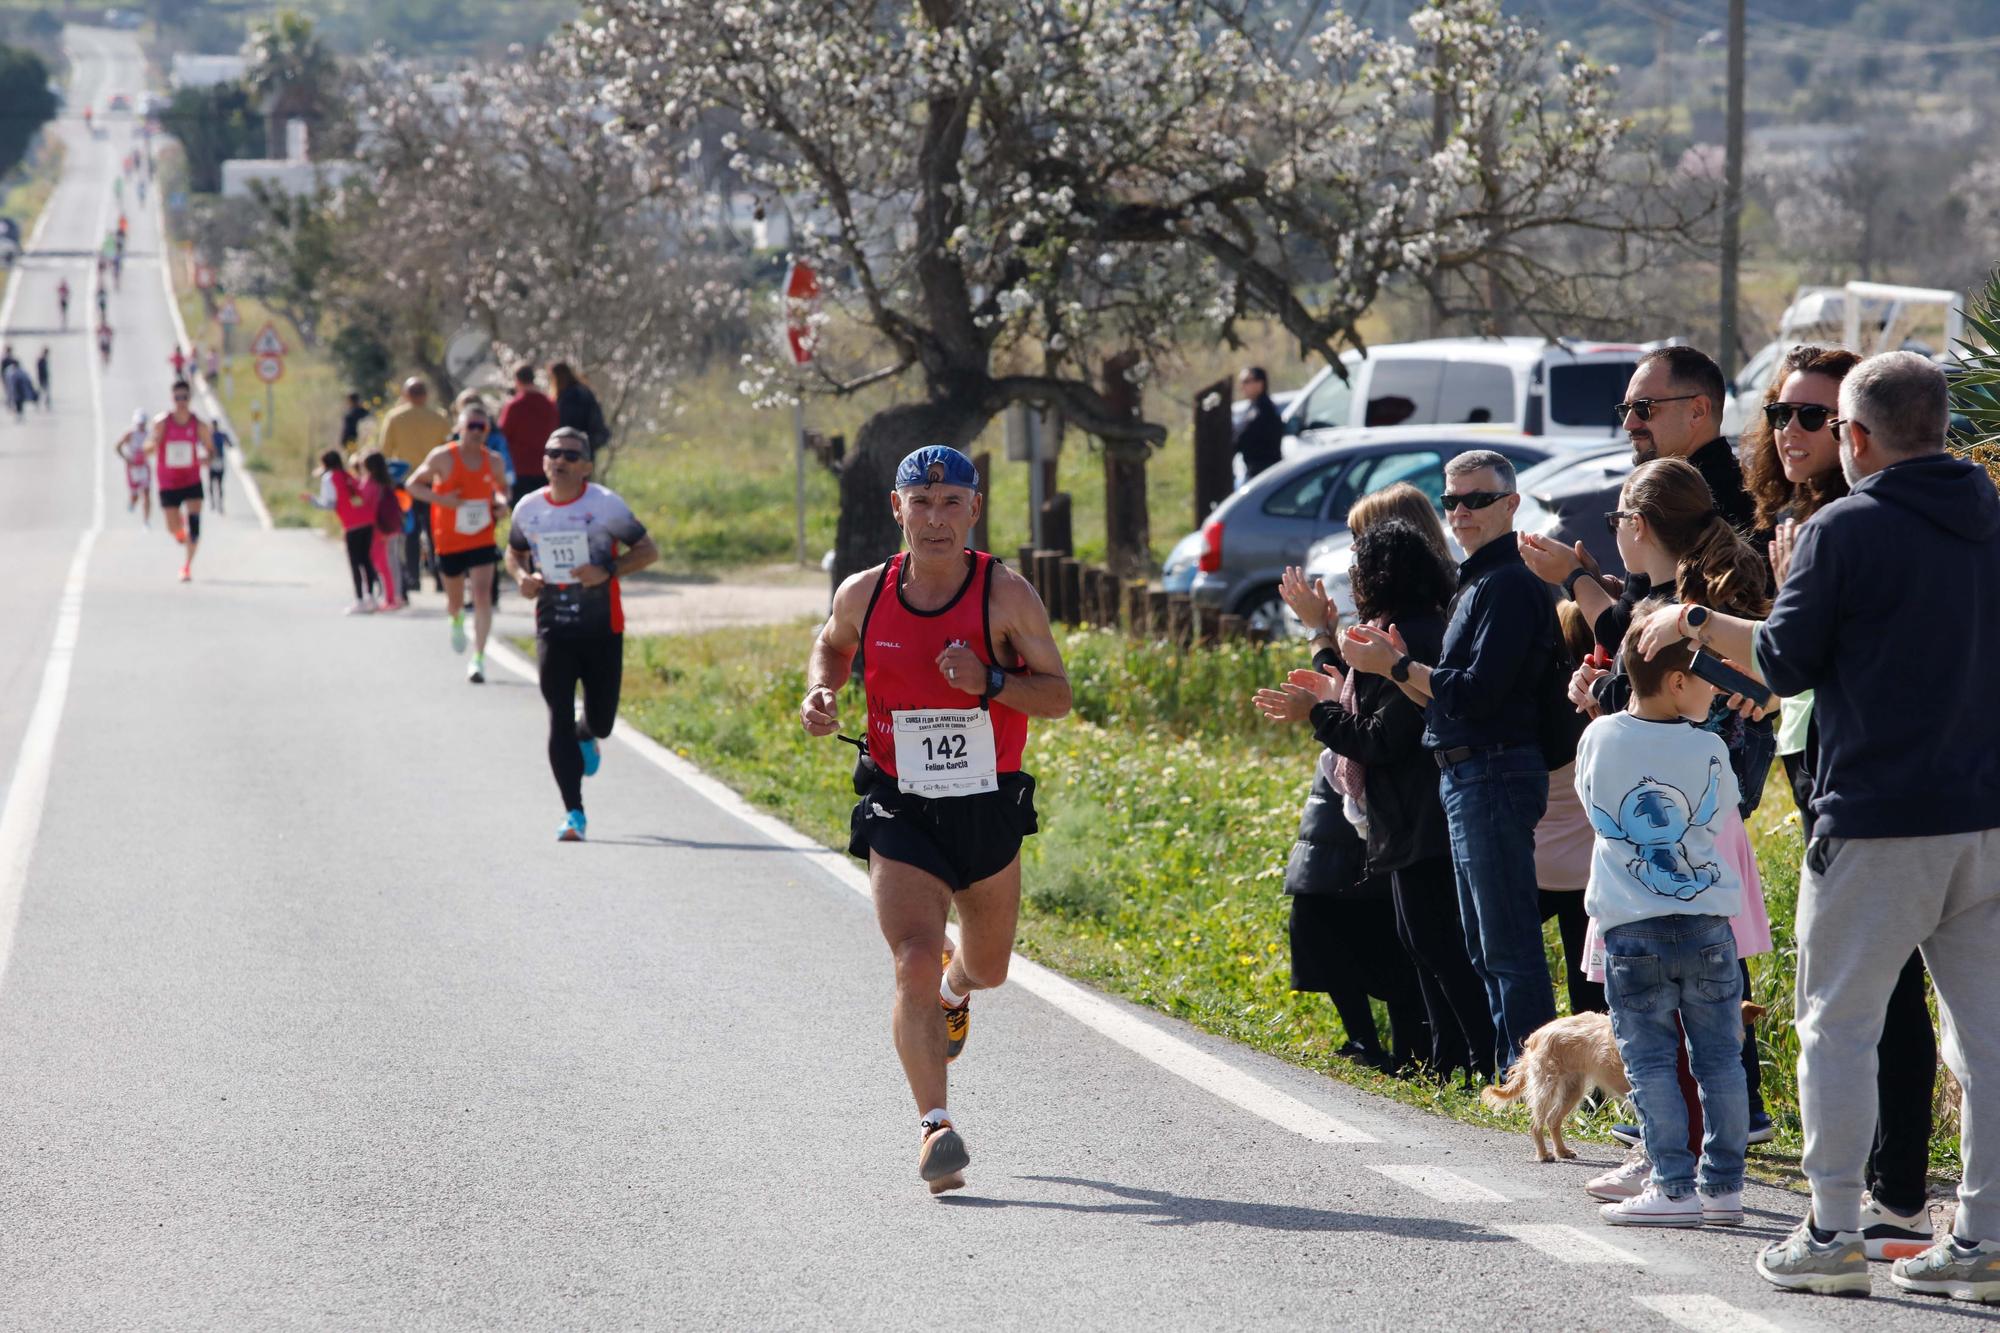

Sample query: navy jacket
[1422,538,1556,752]
[1756,453,2000,839]
[1235,393,1285,478]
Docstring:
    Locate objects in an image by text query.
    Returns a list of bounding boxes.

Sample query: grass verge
[615,621,1971,1188]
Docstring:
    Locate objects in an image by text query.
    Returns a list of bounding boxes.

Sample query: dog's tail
[1481,1061,1528,1110]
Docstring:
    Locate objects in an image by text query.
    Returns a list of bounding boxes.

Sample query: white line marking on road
[1497,1223,1647,1264]
[1367,1164,1509,1203]
[155,184,272,532]
[483,640,1379,1147]
[1632,1293,1788,1332]
[0,170,109,994]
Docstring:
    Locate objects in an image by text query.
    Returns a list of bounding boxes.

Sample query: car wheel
[1237,586,1290,639]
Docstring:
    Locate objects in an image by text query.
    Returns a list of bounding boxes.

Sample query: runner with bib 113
[798,445,1071,1196]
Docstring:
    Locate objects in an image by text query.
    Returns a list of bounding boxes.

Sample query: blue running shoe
[580,735,601,777]
[558,809,587,842]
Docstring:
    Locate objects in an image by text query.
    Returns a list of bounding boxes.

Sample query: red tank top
[156,413,203,490]
[861,550,1028,780]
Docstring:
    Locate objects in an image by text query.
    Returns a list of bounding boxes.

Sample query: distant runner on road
[207,425,229,513]
[95,322,113,364]
[405,404,510,682]
[116,409,152,526]
[506,426,659,843]
[798,445,1071,1195]
[56,279,70,327]
[151,379,213,581]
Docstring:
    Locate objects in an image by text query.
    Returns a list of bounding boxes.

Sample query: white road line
[154,182,271,532]
[1631,1293,1789,1333]
[483,639,1380,1147]
[1497,1223,1648,1265]
[1366,1164,1510,1203]
[0,150,110,993]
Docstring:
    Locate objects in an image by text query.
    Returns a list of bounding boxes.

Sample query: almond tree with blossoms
[572,0,1703,577]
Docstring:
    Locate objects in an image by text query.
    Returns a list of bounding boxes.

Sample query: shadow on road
[588,833,799,853]
[936,1175,1506,1243]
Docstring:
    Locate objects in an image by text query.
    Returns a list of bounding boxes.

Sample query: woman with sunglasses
[406,406,512,683]
[1740,344,1939,1262]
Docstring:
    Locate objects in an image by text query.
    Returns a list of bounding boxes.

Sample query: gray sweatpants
[1796,828,2000,1238]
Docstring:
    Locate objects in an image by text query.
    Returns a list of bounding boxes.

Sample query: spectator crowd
[1255,345,2000,1302]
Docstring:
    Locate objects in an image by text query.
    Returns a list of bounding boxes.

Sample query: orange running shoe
[919,1118,968,1195]
[940,948,970,1062]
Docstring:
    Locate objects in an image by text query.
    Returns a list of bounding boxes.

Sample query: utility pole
[1718,0,1746,381]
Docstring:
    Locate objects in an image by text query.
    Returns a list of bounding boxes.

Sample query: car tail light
[1197,518,1224,573]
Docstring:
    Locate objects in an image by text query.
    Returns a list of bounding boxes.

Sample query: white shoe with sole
[1586,1151,1651,1202]
[1601,1183,1701,1228]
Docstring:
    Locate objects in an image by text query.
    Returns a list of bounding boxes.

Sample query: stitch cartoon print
[1586,756,1725,901]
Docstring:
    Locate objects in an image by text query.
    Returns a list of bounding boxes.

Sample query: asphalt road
[0,26,1987,1333]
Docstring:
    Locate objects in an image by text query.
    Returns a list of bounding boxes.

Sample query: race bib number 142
[891,709,998,797]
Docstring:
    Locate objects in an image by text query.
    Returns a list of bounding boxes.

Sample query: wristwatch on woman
[1680,604,1710,642]
[1391,655,1414,683]
[1562,566,1593,599]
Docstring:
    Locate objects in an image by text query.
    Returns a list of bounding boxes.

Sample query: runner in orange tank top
[799,446,1072,1195]
[405,405,511,682]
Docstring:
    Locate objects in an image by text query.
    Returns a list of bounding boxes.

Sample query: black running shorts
[848,757,1038,892]
[159,483,204,508]
[437,545,500,577]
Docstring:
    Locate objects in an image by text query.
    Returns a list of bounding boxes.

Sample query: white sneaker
[1602,1182,1702,1228]
[1586,1150,1652,1202]
[1861,1191,1934,1262]
[344,600,370,616]
[1702,1189,1744,1226]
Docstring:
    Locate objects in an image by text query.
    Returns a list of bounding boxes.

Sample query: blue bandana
[894,445,979,490]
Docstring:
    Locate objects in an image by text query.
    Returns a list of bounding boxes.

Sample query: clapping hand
[1341,622,1407,677]
[1517,531,1582,587]
[1278,565,1336,634]
[1253,666,1340,724]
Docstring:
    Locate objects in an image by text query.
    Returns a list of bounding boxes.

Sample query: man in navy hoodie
[1634,350,2000,1302]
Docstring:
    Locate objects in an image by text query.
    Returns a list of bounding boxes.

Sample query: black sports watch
[1390,655,1414,683]
[1562,566,1594,599]
[982,664,1007,700]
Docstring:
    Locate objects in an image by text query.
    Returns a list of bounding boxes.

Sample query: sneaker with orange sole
[941,949,970,1063]
[919,1118,969,1195]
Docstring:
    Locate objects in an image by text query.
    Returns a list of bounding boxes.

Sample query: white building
[221,119,357,199]
[170,54,247,90]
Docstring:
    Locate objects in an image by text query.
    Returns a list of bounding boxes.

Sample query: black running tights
[343,526,379,600]
[537,634,623,811]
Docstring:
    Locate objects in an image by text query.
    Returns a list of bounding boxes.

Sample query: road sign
[217,299,240,326]
[194,263,215,290]
[784,261,818,367]
[250,323,287,358]
[255,355,284,385]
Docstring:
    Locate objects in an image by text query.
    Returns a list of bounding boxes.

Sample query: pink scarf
[1334,648,1367,803]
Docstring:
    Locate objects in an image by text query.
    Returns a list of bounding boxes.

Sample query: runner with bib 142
[799,446,1070,1196]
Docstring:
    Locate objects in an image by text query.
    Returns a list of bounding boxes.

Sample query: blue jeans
[1437,744,1556,1072]
[1603,914,1747,1197]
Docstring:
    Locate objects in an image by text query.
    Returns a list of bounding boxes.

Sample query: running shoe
[467,654,485,684]
[1863,1192,1936,1262]
[178,563,191,583]
[557,809,587,842]
[1757,1216,1871,1296]
[919,1118,969,1195]
[579,732,601,778]
[943,993,971,1063]
[1891,1234,2000,1302]
[1601,1183,1701,1228]
[450,613,467,654]
[344,600,370,616]
[1585,1150,1652,1202]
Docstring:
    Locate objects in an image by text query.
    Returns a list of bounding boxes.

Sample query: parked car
[1180,427,1556,635]
[1293,443,1632,629]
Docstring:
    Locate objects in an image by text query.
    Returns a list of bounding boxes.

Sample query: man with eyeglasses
[1627,351,2000,1301]
[1343,449,1560,1075]
[1616,346,1754,535]
[506,427,658,842]
[151,379,214,583]
[406,406,512,683]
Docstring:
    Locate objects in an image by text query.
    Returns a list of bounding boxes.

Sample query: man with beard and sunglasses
[1618,346,1754,536]
[506,427,659,843]
[1341,450,1561,1076]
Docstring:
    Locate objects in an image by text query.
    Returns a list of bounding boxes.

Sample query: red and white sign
[254,354,284,385]
[250,323,287,358]
[194,263,215,291]
[217,298,241,326]
[784,261,818,366]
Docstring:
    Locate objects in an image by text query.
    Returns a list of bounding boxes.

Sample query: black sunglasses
[1764,402,1833,432]
[461,420,489,432]
[1614,394,1699,423]
[1440,490,1512,512]
[545,447,586,462]
[1605,509,1639,533]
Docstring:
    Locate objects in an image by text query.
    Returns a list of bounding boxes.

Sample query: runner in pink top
[151,379,214,582]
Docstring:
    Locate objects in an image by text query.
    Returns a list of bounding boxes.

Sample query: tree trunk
[1100,352,1150,582]
[832,398,988,591]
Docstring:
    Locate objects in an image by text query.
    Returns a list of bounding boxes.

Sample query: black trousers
[1538,889,1606,1015]
[1392,854,1497,1080]
[537,634,623,811]
[342,526,379,600]
[1290,886,1429,1070]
